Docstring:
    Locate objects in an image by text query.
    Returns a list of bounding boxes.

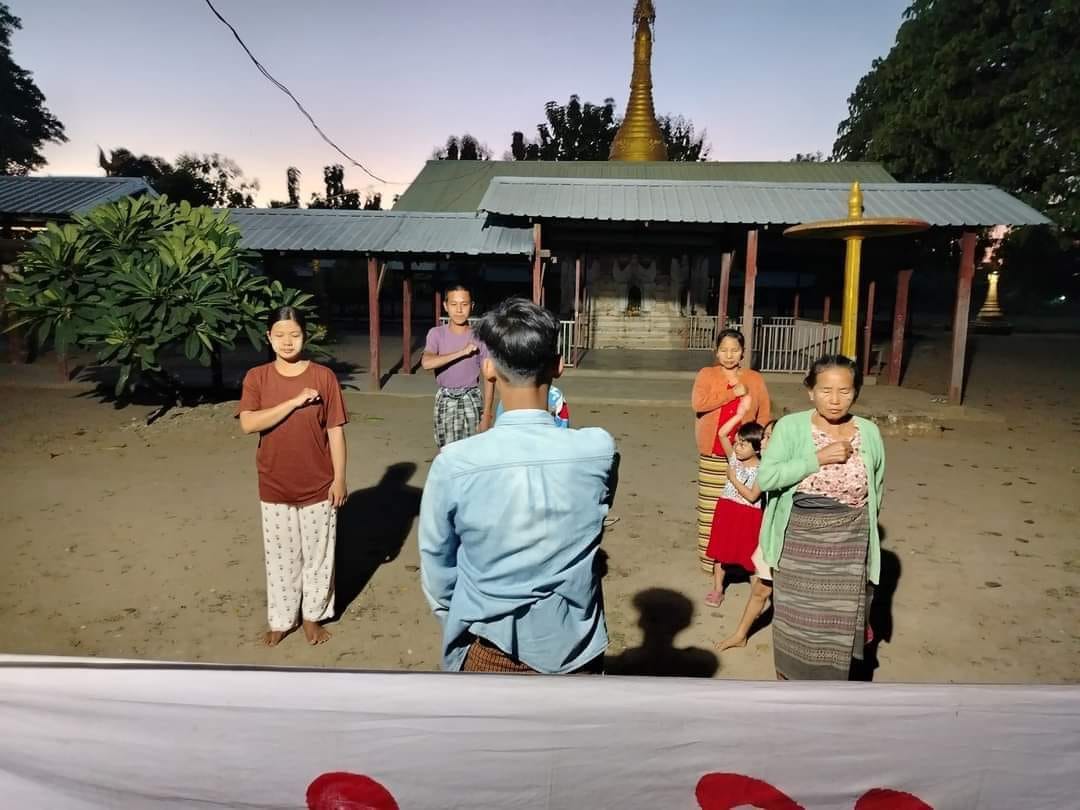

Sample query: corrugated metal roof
[477,178,1052,227]
[393,160,897,212]
[0,176,157,217]
[227,209,533,256]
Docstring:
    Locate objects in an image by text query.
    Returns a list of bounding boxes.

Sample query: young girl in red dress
[703,405,764,608]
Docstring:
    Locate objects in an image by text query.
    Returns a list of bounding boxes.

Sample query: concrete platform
[0,362,999,432]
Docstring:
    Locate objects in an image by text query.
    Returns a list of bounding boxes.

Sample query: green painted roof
[393,160,896,212]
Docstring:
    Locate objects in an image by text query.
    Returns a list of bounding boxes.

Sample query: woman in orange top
[691,329,771,574]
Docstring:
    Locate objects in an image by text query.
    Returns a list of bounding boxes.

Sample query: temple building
[0,1,1053,405]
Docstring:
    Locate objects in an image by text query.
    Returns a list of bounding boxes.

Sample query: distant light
[1058,295,1068,302]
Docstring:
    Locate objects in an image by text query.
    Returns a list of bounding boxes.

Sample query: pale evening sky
[11,0,911,204]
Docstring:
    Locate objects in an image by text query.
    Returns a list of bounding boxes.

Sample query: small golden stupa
[610,0,668,161]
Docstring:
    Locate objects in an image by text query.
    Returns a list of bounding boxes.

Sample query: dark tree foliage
[509,95,709,161]
[432,134,491,161]
[833,0,1078,234]
[309,164,360,209]
[0,3,66,175]
[99,148,258,208]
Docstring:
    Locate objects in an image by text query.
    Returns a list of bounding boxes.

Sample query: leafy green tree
[659,115,710,162]
[286,166,301,207]
[3,197,315,406]
[98,148,258,208]
[171,154,258,207]
[309,164,361,209]
[4,221,103,356]
[790,151,828,163]
[833,0,1079,234]
[269,167,303,208]
[511,96,618,161]
[0,3,66,174]
[509,95,708,161]
[433,134,491,161]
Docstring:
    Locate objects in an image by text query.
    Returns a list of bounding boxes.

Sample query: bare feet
[716,634,748,652]
[263,628,293,647]
[302,620,331,646]
[704,590,724,609]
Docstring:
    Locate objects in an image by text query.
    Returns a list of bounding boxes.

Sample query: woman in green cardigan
[757,355,885,680]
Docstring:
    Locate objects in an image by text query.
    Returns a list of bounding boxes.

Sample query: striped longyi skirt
[772,500,871,680]
[695,454,728,574]
[433,385,483,448]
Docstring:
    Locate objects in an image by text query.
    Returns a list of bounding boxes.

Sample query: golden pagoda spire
[610,0,668,161]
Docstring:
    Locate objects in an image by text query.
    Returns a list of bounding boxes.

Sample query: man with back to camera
[418,298,618,674]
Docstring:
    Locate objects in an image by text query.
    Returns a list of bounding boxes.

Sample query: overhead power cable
[203,0,403,185]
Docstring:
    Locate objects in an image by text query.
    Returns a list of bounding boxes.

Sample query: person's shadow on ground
[605,588,720,678]
[332,462,422,621]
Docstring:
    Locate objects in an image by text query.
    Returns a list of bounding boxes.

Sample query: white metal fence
[685,315,764,350]
[437,312,835,374]
[755,318,842,373]
[439,317,580,367]
[685,315,841,373]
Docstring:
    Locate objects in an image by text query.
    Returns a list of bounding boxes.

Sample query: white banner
[1,656,1078,809]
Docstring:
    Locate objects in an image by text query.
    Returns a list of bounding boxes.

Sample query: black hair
[473,297,559,386]
[804,354,863,395]
[444,282,471,298]
[736,421,764,456]
[763,419,778,434]
[715,328,745,351]
[266,306,306,334]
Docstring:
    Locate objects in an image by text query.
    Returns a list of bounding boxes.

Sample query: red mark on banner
[696,773,805,810]
[307,772,399,810]
[854,788,933,810]
[696,773,934,810]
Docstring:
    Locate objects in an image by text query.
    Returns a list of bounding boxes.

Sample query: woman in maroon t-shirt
[238,307,349,647]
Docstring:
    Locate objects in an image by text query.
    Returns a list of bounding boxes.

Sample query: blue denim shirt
[419,409,617,673]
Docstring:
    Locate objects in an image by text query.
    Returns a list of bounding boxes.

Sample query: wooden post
[949,232,978,404]
[1,269,26,363]
[741,231,758,364]
[402,262,413,375]
[887,269,913,386]
[367,256,381,391]
[312,258,331,329]
[717,251,733,335]
[573,255,582,366]
[434,289,442,327]
[532,223,542,305]
[862,280,876,378]
[793,291,800,319]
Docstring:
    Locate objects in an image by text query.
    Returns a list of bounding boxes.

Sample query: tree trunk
[143,369,183,425]
[210,348,224,393]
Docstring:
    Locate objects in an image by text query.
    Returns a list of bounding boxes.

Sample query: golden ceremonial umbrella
[784,182,930,358]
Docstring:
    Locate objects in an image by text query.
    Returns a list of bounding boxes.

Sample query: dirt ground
[0,333,1078,683]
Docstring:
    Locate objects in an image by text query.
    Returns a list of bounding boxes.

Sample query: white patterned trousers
[260,500,336,631]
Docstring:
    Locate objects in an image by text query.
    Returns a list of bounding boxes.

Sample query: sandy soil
[0,334,1078,683]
